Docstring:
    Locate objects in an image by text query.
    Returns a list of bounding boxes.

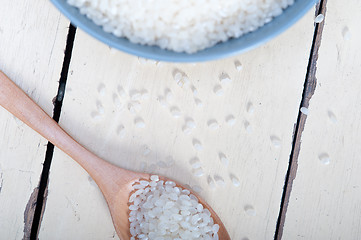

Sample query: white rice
[170,107,181,118]
[193,168,204,177]
[213,175,225,186]
[218,153,229,167]
[234,60,243,71]
[207,176,216,190]
[213,85,224,97]
[191,86,198,97]
[186,119,196,129]
[318,153,330,165]
[129,176,219,239]
[300,107,309,115]
[270,135,281,147]
[230,174,240,187]
[208,120,220,130]
[342,26,351,40]
[192,140,203,151]
[219,73,232,84]
[195,99,203,108]
[135,118,146,128]
[244,205,256,216]
[246,102,254,114]
[327,110,337,123]
[225,115,236,126]
[314,14,324,23]
[190,157,202,169]
[67,0,295,53]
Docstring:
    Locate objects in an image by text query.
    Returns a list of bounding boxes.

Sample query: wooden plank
[39,10,315,240]
[282,0,361,239]
[0,0,69,239]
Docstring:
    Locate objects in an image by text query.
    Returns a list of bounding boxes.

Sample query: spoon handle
[0,71,120,187]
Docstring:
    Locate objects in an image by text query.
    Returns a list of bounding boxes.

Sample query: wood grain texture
[39,10,315,240]
[0,0,68,238]
[283,0,361,239]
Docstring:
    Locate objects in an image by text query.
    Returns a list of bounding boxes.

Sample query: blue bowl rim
[51,0,317,62]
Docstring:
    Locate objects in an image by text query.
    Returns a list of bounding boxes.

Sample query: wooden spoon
[0,71,230,240]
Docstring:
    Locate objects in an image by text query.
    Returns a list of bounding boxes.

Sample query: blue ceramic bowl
[51,0,316,62]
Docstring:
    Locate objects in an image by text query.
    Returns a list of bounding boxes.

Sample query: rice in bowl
[67,0,295,53]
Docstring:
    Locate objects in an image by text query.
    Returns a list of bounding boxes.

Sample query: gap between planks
[274,0,328,239]
[24,24,77,240]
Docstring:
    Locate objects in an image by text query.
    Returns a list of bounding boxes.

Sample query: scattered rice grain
[208,120,220,130]
[314,14,324,23]
[97,83,106,96]
[213,85,224,96]
[191,86,198,97]
[300,107,309,115]
[170,107,181,118]
[186,119,196,129]
[246,102,254,114]
[214,175,225,186]
[135,118,146,128]
[234,60,243,71]
[116,125,126,138]
[342,26,351,40]
[244,205,256,216]
[193,139,203,151]
[166,90,173,102]
[128,101,141,114]
[194,168,204,177]
[244,121,252,133]
[219,73,232,84]
[141,90,150,100]
[318,153,330,165]
[327,110,337,123]
[117,86,127,98]
[195,98,203,107]
[130,91,142,101]
[159,96,167,108]
[219,153,229,166]
[226,115,236,126]
[230,174,240,187]
[270,135,281,148]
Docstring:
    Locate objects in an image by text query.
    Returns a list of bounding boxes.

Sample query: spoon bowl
[0,71,230,240]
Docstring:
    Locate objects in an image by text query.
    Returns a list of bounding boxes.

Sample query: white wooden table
[1,0,360,239]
